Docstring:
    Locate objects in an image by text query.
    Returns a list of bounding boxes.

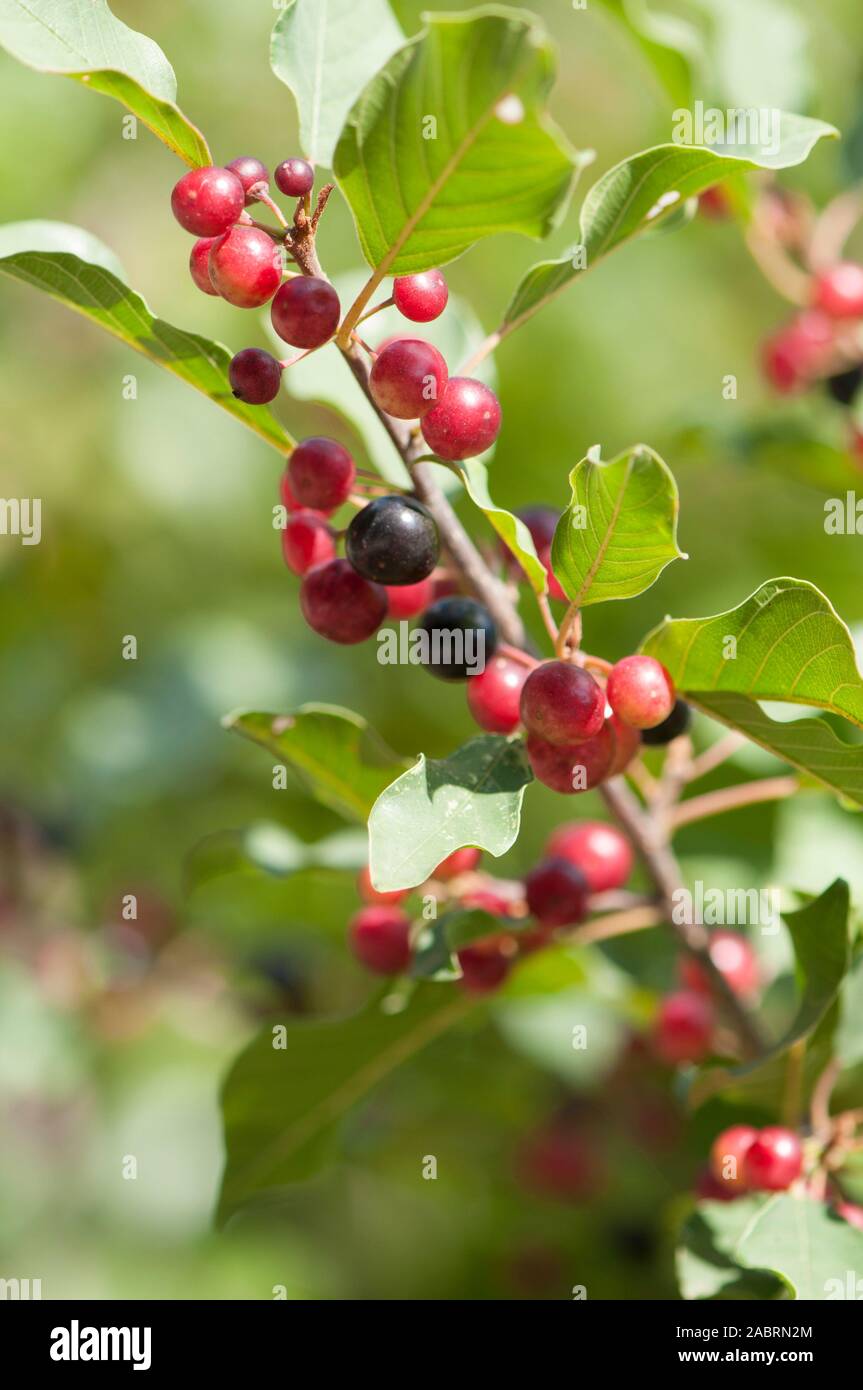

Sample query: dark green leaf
[411,907,509,980]
[186,823,368,893]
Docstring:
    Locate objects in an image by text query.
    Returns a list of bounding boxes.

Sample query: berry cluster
[653,928,761,1065]
[701,1124,803,1198]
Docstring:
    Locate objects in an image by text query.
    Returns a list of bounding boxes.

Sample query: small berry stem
[669,775,799,831]
[498,643,539,670]
[536,592,559,646]
[744,218,811,306]
[555,604,582,659]
[685,731,746,782]
[357,297,395,326]
[254,190,290,229]
[459,329,503,377]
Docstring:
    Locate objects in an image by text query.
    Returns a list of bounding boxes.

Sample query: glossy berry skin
[416,597,498,681]
[709,1125,757,1194]
[694,1167,738,1203]
[226,155,269,202]
[229,347,282,404]
[525,857,589,928]
[189,237,220,295]
[653,991,713,1065]
[466,654,529,733]
[461,885,515,916]
[526,726,614,794]
[607,712,642,776]
[520,661,605,745]
[679,930,760,1001]
[171,165,245,237]
[457,935,515,994]
[349,906,411,975]
[208,226,282,307]
[743,1127,803,1192]
[640,698,691,746]
[275,158,315,197]
[385,577,435,619]
[421,377,502,461]
[287,437,355,513]
[345,495,439,585]
[434,847,481,880]
[300,559,387,644]
[357,865,408,907]
[393,269,449,322]
[761,310,833,393]
[271,276,340,349]
[370,338,448,419]
[607,655,675,730]
[546,821,633,894]
[281,511,335,575]
[279,471,301,513]
[813,261,863,319]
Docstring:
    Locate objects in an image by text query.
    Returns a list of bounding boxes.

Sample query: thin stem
[807,188,863,272]
[670,776,798,831]
[459,329,502,377]
[744,221,810,306]
[811,1058,841,1139]
[498,643,539,670]
[357,296,395,326]
[686,732,746,783]
[569,903,662,946]
[536,593,559,646]
[254,190,289,229]
[555,604,581,658]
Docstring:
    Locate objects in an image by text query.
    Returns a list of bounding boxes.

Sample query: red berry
[653,991,713,1064]
[287,437,355,513]
[518,1124,604,1202]
[461,884,515,916]
[813,261,863,319]
[226,155,269,203]
[271,276,340,349]
[356,865,408,907]
[607,712,642,775]
[171,165,244,237]
[279,472,301,513]
[457,934,516,994]
[709,1125,757,1194]
[546,821,633,894]
[835,1201,863,1231]
[434,847,481,880]
[274,158,315,197]
[189,237,219,295]
[229,348,283,404]
[698,185,731,219]
[526,726,614,794]
[761,310,834,393]
[281,510,335,575]
[520,661,605,745]
[208,226,282,307]
[369,338,448,420]
[743,1127,803,1191]
[466,654,529,734]
[393,269,449,322]
[300,559,386,644]
[679,930,760,1001]
[525,857,589,927]
[385,577,436,619]
[349,906,411,974]
[694,1166,739,1202]
[421,377,502,461]
[607,655,675,730]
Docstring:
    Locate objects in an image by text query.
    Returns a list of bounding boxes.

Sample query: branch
[670,776,798,831]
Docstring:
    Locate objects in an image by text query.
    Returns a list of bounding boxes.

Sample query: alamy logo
[672,101,780,155]
[671,882,780,933]
[0,497,41,545]
[0,1277,41,1299]
[50,1321,152,1371]
[377,619,487,675]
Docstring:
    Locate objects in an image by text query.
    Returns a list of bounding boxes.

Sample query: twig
[357,297,395,326]
[686,732,746,783]
[569,903,662,946]
[536,593,559,646]
[670,776,798,831]
[807,188,863,272]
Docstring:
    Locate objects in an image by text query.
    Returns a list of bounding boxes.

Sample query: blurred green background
[2,0,863,1299]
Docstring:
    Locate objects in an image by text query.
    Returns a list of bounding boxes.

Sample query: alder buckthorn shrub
[226,155,269,201]
[421,377,502,459]
[369,338,448,419]
[229,347,282,403]
[679,930,760,1001]
[520,661,605,745]
[457,934,516,993]
[189,237,220,295]
[525,857,589,927]
[287,437,355,512]
[546,820,633,893]
[466,654,529,733]
[271,276,340,348]
[345,495,439,584]
[384,577,436,619]
[275,157,315,197]
[708,1125,758,1194]
[813,261,863,319]
[415,597,498,680]
[299,560,387,644]
[393,269,449,322]
[434,847,481,879]
[171,165,245,236]
[653,991,713,1065]
[208,226,282,307]
[743,1127,803,1191]
[356,865,408,907]
[349,906,412,975]
[280,511,335,576]
[606,655,675,730]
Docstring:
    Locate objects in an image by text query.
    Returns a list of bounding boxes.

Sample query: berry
[226,155,269,202]
[393,269,449,322]
[835,1201,863,1231]
[457,934,515,994]
[709,1125,757,1194]
[640,698,691,746]
[434,847,481,880]
[345,495,439,585]
[546,821,633,894]
[385,577,435,619]
[416,597,498,680]
[525,857,589,927]
[300,559,387,644]
[607,655,675,730]
[761,310,833,393]
[461,885,514,916]
[813,261,863,319]
[526,726,614,794]
[189,237,219,295]
[229,347,283,404]
[743,1127,803,1192]
[287,437,355,513]
[369,338,448,419]
[275,158,315,197]
[466,654,529,733]
[421,377,502,460]
[357,865,408,907]
[698,185,731,220]
[271,276,340,349]
[208,226,282,307]
[171,165,245,237]
[653,991,713,1065]
[607,712,642,775]
[281,510,335,575]
[349,906,411,975]
[679,930,760,1001]
[513,507,566,600]
[279,471,300,513]
[694,1167,739,1202]
[518,1124,604,1202]
[826,364,863,405]
[520,661,605,745]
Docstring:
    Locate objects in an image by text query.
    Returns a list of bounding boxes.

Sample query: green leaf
[368,735,533,892]
[502,114,836,335]
[0,0,209,166]
[217,985,470,1223]
[333,5,585,279]
[551,444,683,607]
[186,823,368,893]
[836,955,863,1069]
[0,221,293,454]
[458,458,547,595]
[224,705,409,824]
[270,0,404,168]
[411,907,504,980]
[676,1200,786,1300]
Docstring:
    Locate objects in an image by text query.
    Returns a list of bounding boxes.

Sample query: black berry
[640,698,692,745]
[825,364,863,405]
[416,597,498,681]
[345,496,439,585]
